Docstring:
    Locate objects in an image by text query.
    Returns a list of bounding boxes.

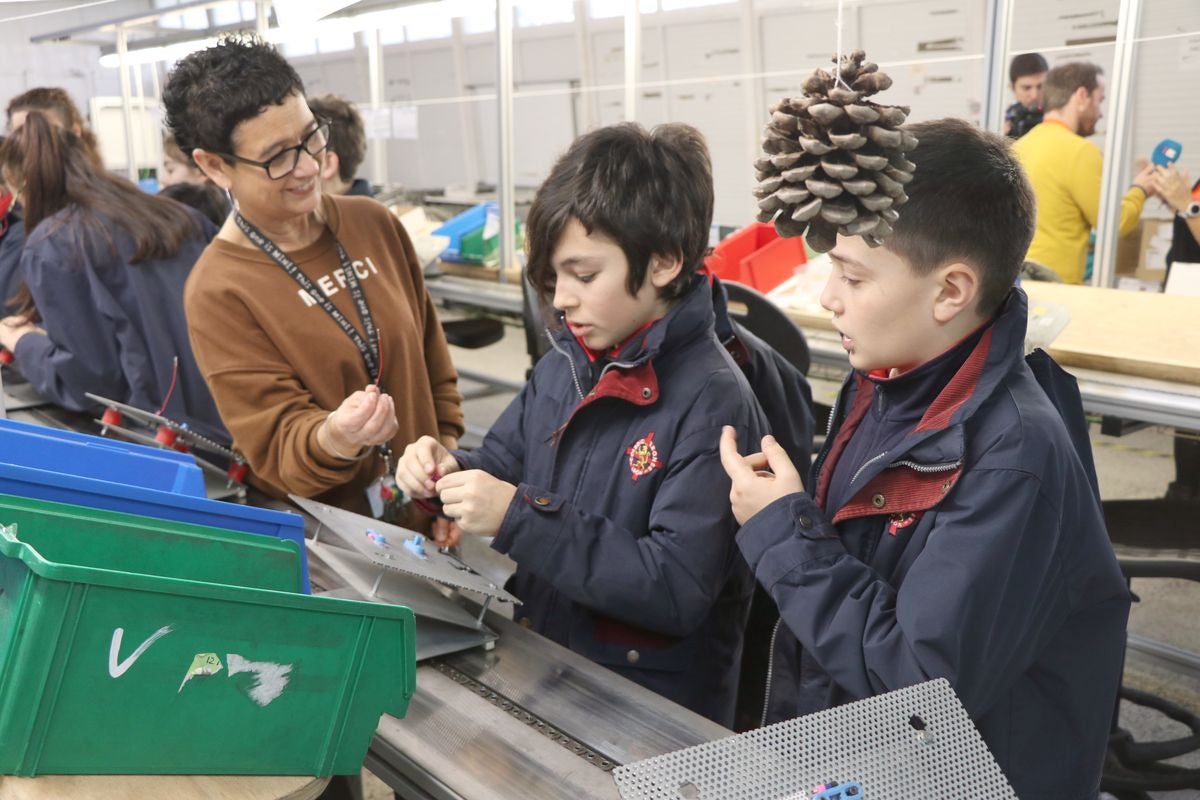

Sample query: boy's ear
[647,252,684,290]
[931,261,980,324]
[320,150,340,183]
[192,149,232,190]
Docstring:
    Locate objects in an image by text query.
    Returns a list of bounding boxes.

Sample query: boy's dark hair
[160,181,228,228]
[1042,62,1103,112]
[888,118,1035,315]
[525,122,713,306]
[161,35,304,163]
[307,94,366,182]
[1009,53,1049,84]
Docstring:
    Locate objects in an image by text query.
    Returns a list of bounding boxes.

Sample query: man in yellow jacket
[1013,62,1156,283]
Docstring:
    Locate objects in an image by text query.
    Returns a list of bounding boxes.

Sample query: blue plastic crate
[0,461,311,593]
[0,419,205,497]
[431,202,494,262]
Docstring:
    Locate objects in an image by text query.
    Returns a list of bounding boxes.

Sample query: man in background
[1013,62,1156,283]
[307,94,374,197]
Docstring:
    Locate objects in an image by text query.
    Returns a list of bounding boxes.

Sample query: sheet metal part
[612,678,1017,800]
[292,494,519,604]
[85,392,241,461]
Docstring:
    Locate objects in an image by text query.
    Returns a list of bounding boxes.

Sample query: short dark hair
[161,35,304,163]
[525,122,713,306]
[888,118,1035,315]
[1009,53,1048,84]
[1042,62,1103,112]
[160,181,228,228]
[307,94,366,183]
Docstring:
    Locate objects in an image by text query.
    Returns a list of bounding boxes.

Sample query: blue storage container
[0,461,311,593]
[431,202,494,262]
[0,419,205,497]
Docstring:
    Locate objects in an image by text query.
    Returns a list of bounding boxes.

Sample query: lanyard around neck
[234,212,381,388]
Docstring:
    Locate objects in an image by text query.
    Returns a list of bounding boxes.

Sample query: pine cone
[754,49,916,252]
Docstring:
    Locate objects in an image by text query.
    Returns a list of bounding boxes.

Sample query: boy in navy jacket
[720,118,1130,797]
[397,123,767,726]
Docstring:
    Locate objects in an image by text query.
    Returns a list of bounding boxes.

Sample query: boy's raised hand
[719,426,804,525]
[395,435,461,499]
[435,471,517,537]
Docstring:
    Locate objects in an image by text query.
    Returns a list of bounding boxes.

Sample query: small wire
[374,329,384,387]
[156,356,179,416]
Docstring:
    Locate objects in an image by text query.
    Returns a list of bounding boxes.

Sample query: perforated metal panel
[612,679,1016,800]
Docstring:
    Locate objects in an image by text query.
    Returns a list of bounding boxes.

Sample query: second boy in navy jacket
[398,123,767,726]
[721,119,1129,797]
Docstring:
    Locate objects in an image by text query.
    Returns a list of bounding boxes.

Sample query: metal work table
[425,273,525,316]
[363,607,729,800]
[804,328,1200,431]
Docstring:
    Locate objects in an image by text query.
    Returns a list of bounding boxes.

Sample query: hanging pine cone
[753,49,917,252]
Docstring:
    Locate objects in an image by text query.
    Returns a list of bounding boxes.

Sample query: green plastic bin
[0,498,416,776]
[0,494,303,594]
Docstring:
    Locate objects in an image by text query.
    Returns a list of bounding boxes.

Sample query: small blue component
[403,534,427,559]
[1153,139,1183,167]
[811,782,862,800]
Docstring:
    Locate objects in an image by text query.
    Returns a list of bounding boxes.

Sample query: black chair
[1103,498,1200,796]
[441,317,505,350]
[722,281,811,376]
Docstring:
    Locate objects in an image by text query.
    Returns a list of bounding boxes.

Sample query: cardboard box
[1136,218,1174,281]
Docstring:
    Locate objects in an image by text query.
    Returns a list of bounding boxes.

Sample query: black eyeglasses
[218,120,331,180]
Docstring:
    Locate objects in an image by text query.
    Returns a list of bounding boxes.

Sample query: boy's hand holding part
[395,435,516,544]
[719,426,805,526]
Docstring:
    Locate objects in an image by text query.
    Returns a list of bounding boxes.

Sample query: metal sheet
[308,540,486,630]
[292,495,518,603]
[613,679,1016,800]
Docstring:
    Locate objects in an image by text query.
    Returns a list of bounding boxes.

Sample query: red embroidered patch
[887,511,923,536]
[626,432,662,481]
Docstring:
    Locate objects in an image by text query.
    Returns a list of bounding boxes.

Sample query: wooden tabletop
[0,774,330,800]
[780,278,1200,386]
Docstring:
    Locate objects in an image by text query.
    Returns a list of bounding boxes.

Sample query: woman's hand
[0,316,42,352]
[318,384,398,460]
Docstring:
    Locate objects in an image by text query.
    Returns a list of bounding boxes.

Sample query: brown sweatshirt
[184,194,463,516]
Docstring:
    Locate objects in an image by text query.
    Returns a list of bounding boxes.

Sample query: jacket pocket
[569,610,698,673]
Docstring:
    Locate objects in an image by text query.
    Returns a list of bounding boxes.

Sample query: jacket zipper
[546,328,586,401]
[760,617,782,728]
[810,381,845,482]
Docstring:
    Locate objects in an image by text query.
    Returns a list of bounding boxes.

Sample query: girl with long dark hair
[0,110,227,443]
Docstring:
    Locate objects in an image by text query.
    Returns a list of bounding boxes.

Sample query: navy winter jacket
[710,275,814,474]
[455,277,767,726]
[0,214,23,314]
[13,207,228,444]
[739,288,1129,798]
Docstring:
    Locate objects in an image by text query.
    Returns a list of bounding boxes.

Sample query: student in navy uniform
[396,122,767,727]
[720,118,1129,796]
[0,174,22,314]
[306,95,373,198]
[0,111,227,444]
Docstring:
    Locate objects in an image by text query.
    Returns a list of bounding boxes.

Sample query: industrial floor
[363,315,1200,799]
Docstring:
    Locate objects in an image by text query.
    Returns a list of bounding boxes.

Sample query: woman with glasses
[0,110,227,442]
[164,36,463,523]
